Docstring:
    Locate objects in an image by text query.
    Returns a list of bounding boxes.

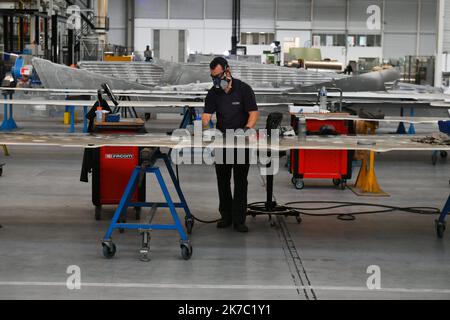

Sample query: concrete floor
[0,119,450,300]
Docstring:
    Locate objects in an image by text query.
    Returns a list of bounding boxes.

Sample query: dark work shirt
[204,78,258,132]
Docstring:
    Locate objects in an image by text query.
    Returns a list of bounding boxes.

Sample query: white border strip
[0,282,449,294]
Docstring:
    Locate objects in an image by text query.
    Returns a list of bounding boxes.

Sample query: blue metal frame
[103,153,192,243]
[395,107,416,135]
[1,94,18,131]
[438,196,450,225]
[83,106,88,133]
[180,106,194,129]
[407,107,416,134]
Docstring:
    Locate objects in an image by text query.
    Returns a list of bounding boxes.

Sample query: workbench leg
[396,107,407,134]
[408,108,416,135]
[355,151,385,194]
[2,145,9,156]
[1,94,17,131]
[69,106,75,133]
[0,101,8,131]
[83,106,88,133]
[355,156,368,189]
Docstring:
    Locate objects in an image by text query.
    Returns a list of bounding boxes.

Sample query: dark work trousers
[215,148,250,225]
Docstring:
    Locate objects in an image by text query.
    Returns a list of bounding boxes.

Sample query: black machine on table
[102,83,139,119]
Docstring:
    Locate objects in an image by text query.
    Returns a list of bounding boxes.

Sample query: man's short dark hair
[210,57,228,70]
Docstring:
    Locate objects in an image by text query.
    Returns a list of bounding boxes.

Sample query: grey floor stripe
[276,215,317,300]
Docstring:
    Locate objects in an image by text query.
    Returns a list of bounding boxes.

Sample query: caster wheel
[340,180,347,190]
[95,205,102,221]
[295,215,302,224]
[0,167,3,177]
[441,151,448,158]
[432,153,438,165]
[180,243,193,260]
[102,242,116,259]
[436,221,446,239]
[292,177,304,190]
[134,207,142,220]
[139,249,150,262]
[332,178,341,186]
[185,217,194,235]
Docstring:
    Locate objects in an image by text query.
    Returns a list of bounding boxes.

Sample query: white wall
[108,0,127,46]
[135,19,232,57]
[130,0,438,64]
[134,18,315,59]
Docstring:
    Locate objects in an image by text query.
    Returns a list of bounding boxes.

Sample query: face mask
[212,73,230,91]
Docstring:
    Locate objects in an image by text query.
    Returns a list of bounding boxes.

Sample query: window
[240,33,275,45]
[312,34,381,47]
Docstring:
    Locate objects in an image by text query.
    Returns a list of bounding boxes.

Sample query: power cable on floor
[175,161,441,224]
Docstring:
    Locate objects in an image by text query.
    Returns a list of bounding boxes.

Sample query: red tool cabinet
[92,146,146,220]
[290,115,354,190]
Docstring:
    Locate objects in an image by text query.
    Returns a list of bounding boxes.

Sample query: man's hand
[245,111,259,129]
[202,113,212,129]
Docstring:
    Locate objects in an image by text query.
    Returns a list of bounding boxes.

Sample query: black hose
[190,213,220,224]
[247,200,440,222]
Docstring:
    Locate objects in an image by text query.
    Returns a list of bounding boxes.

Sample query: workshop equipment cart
[290,115,354,190]
[101,148,194,261]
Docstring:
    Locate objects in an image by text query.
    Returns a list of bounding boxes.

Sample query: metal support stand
[2,145,9,156]
[1,93,17,131]
[69,105,75,133]
[101,149,194,261]
[247,158,302,225]
[112,96,138,118]
[83,106,88,133]
[353,151,385,194]
[408,107,416,134]
[396,107,407,134]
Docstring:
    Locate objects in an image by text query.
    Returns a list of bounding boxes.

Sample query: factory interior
[1,0,450,302]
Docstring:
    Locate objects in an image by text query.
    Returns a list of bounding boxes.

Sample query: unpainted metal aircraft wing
[31,58,151,91]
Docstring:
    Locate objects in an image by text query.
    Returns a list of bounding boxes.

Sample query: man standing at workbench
[202,57,259,232]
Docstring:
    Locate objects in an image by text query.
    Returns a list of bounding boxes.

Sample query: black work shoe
[217,220,232,229]
[234,224,249,233]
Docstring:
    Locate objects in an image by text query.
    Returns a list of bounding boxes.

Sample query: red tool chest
[290,115,354,190]
[92,146,145,220]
